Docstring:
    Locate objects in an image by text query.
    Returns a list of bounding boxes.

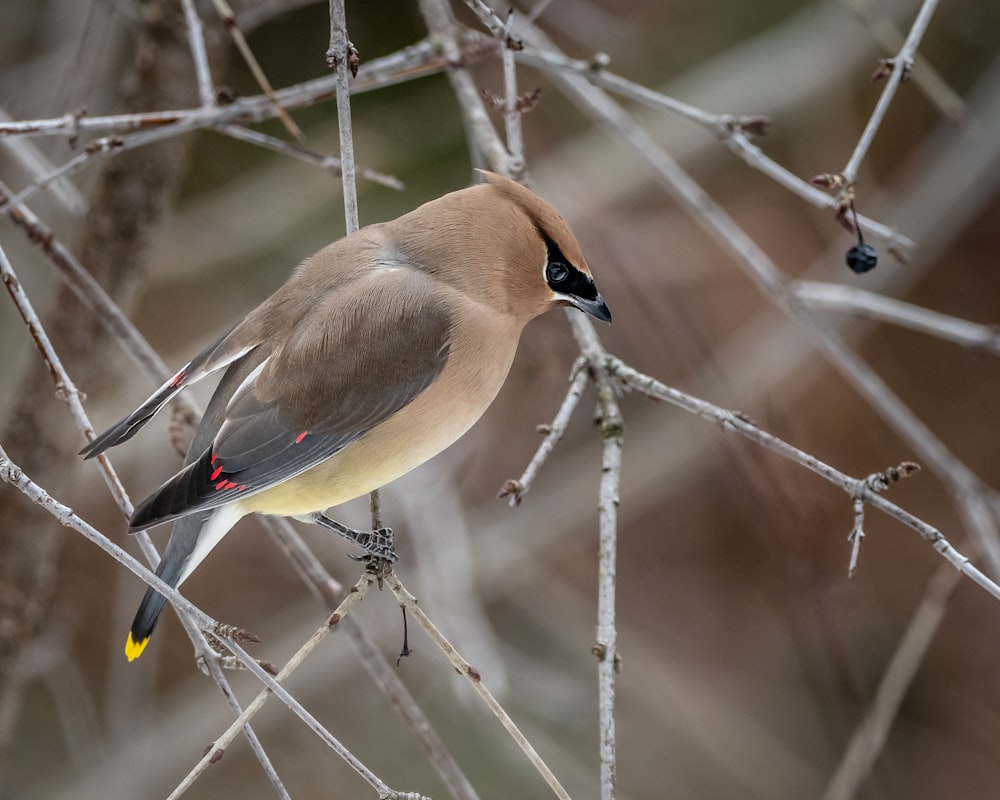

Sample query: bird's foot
[310,513,398,563]
[347,527,397,563]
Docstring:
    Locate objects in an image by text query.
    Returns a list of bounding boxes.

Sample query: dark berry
[846,243,878,273]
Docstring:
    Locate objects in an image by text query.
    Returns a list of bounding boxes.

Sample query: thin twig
[2,237,155,622]
[501,9,526,179]
[345,613,482,800]
[216,633,430,799]
[219,634,430,800]
[848,463,921,576]
[845,0,965,123]
[369,487,384,530]
[459,0,514,43]
[327,0,360,233]
[0,99,398,215]
[516,47,719,129]
[841,0,940,184]
[848,496,866,578]
[217,124,404,189]
[209,0,305,142]
[179,0,217,108]
[420,0,516,174]
[200,648,291,800]
[0,243,124,512]
[0,40,459,225]
[722,130,912,256]
[1,123,204,213]
[386,573,573,800]
[499,357,589,507]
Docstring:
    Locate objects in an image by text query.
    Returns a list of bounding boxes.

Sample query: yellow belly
[235,398,481,516]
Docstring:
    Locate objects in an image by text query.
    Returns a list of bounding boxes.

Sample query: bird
[81,171,611,661]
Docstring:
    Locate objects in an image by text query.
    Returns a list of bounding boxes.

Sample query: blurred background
[2,0,1000,798]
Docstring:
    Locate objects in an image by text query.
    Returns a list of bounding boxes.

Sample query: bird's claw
[348,526,397,563]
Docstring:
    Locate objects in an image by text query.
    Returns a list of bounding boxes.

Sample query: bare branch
[501,10,527,179]
[179,0,217,108]
[841,0,940,184]
[793,281,1000,355]
[420,0,517,174]
[0,108,87,215]
[0,448,222,639]
[515,46,915,257]
[386,573,572,800]
[344,614,483,800]
[605,357,1000,602]
[845,0,965,122]
[569,316,623,800]
[165,574,403,800]
[209,0,305,141]
[0,39,463,140]
[499,357,589,507]
[217,124,404,189]
[327,0,361,232]
[821,561,962,800]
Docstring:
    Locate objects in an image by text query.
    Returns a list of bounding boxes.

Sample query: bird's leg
[308,512,398,563]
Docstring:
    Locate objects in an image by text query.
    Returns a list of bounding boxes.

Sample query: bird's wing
[80,327,257,459]
[129,272,453,530]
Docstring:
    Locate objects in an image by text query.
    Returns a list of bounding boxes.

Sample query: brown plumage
[80,171,610,660]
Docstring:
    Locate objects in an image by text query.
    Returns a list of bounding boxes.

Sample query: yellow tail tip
[125,633,149,662]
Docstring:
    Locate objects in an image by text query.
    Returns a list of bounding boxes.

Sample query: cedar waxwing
[81,171,611,661]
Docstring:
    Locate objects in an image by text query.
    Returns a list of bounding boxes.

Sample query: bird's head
[475,171,611,324]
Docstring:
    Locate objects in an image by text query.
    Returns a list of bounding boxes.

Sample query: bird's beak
[567,293,612,323]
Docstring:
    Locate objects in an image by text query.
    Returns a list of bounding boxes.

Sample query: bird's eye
[546,261,569,284]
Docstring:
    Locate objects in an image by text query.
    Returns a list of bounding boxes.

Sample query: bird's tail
[126,586,170,661]
[125,524,193,661]
[125,505,244,661]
